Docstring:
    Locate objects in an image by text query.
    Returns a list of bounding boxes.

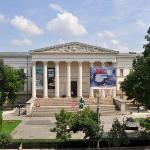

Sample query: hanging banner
[90,67,116,89]
[48,68,55,89]
[36,66,43,89]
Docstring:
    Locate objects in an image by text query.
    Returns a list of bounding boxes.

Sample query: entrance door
[71,81,77,97]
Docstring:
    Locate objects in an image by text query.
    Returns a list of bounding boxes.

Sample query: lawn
[2,120,21,134]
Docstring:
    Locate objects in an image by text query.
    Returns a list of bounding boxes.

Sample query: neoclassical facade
[0,42,138,101]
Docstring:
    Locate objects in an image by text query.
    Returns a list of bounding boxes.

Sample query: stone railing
[26,98,35,116]
[113,97,126,112]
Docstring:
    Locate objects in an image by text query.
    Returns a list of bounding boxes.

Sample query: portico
[30,42,118,99]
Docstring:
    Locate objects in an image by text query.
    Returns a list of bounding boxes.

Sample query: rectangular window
[120,69,124,77]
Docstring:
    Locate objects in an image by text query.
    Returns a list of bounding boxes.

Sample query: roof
[0,52,28,57]
[30,42,119,54]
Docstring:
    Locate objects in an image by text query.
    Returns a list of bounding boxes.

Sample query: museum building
[0,42,137,100]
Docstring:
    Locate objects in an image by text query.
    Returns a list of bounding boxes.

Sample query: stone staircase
[31,97,120,117]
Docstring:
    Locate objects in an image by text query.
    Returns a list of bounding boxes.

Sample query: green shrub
[140,118,150,137]
[108,118,129,147]
[0,132,12,148]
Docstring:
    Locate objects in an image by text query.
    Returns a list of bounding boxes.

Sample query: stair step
[31,97,117,117]
[32,111,120,117]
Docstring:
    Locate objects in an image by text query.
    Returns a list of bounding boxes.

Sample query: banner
[36,66,43,89]
[48,68,55,89]
[90,67,116,89]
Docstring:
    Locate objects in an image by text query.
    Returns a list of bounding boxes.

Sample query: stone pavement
[3,109,150,139]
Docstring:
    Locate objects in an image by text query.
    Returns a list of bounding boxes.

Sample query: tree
[121,27,150,109]
[52,107,103,142]
[0,60,26,106]
[52,109,74,141]
[0,60,25,132]
[71,107,103,141]
[108,118,129,147]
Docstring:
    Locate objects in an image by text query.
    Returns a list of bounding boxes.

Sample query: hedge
[1,137,150,149]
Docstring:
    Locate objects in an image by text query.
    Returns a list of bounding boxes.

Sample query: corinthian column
[55,61,59,97]
[89,61,94,98]
[66,61,71,97]
[32,61,36,99]
[78,61,82,97]
[43,61,48,98]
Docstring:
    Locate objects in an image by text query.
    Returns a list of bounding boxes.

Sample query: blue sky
[0,0,150,52]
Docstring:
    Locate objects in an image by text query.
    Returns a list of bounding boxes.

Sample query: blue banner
[90,67,116,88]
[36,67,43,90]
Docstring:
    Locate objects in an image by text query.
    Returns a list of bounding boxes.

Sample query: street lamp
[97,89,101,149]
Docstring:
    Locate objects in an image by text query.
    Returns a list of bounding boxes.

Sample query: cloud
[47,12,87,36]
[11,38,32,46]
[49,3,65,12]
[97,31,115,38]
[97,32,104,38]
[97,30,129,52]
[10,16,43,35]
[0,14,5,23]
[112,39,119,44]
[104,31,115,38]
[136,19,146,28]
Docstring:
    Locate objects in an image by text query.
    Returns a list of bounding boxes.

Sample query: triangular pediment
[30,42,119,54]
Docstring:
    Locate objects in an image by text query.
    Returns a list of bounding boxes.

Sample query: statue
[78,97,85,110]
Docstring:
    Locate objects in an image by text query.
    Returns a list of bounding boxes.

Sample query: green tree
[108,118,129,147]
[52,107,103,142]
[121,27,150,109]
[0,60,25,132]
[52,109,74,141]
[0,60,25,106]
[71,107,103,141]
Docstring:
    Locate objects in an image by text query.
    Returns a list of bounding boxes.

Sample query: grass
[2,120,21,134]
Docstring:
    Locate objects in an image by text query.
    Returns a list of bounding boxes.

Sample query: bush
[0,132,12,148]
[108,118,129,147]
[140,118,150,137]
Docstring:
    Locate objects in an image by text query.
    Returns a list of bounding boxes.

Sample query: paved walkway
[2,108,150,139]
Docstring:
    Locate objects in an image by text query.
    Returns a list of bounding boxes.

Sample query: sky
[0,0,150,53]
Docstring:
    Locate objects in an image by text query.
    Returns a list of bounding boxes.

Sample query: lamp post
[97,89,101,149]
[26,55,29,101]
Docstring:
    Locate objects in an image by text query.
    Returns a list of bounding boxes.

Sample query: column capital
[43,61,48,65]
[66,61,71,65]
[89,61,95,64]
[78,61,83,65]
[101,61,105,66]
[112,60,117,66]
[89,61,94,67]
[32,61,36,65]
[55,61,59,65]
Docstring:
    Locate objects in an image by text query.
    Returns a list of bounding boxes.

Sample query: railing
[26,98,35,116]
[113,97,126,112]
